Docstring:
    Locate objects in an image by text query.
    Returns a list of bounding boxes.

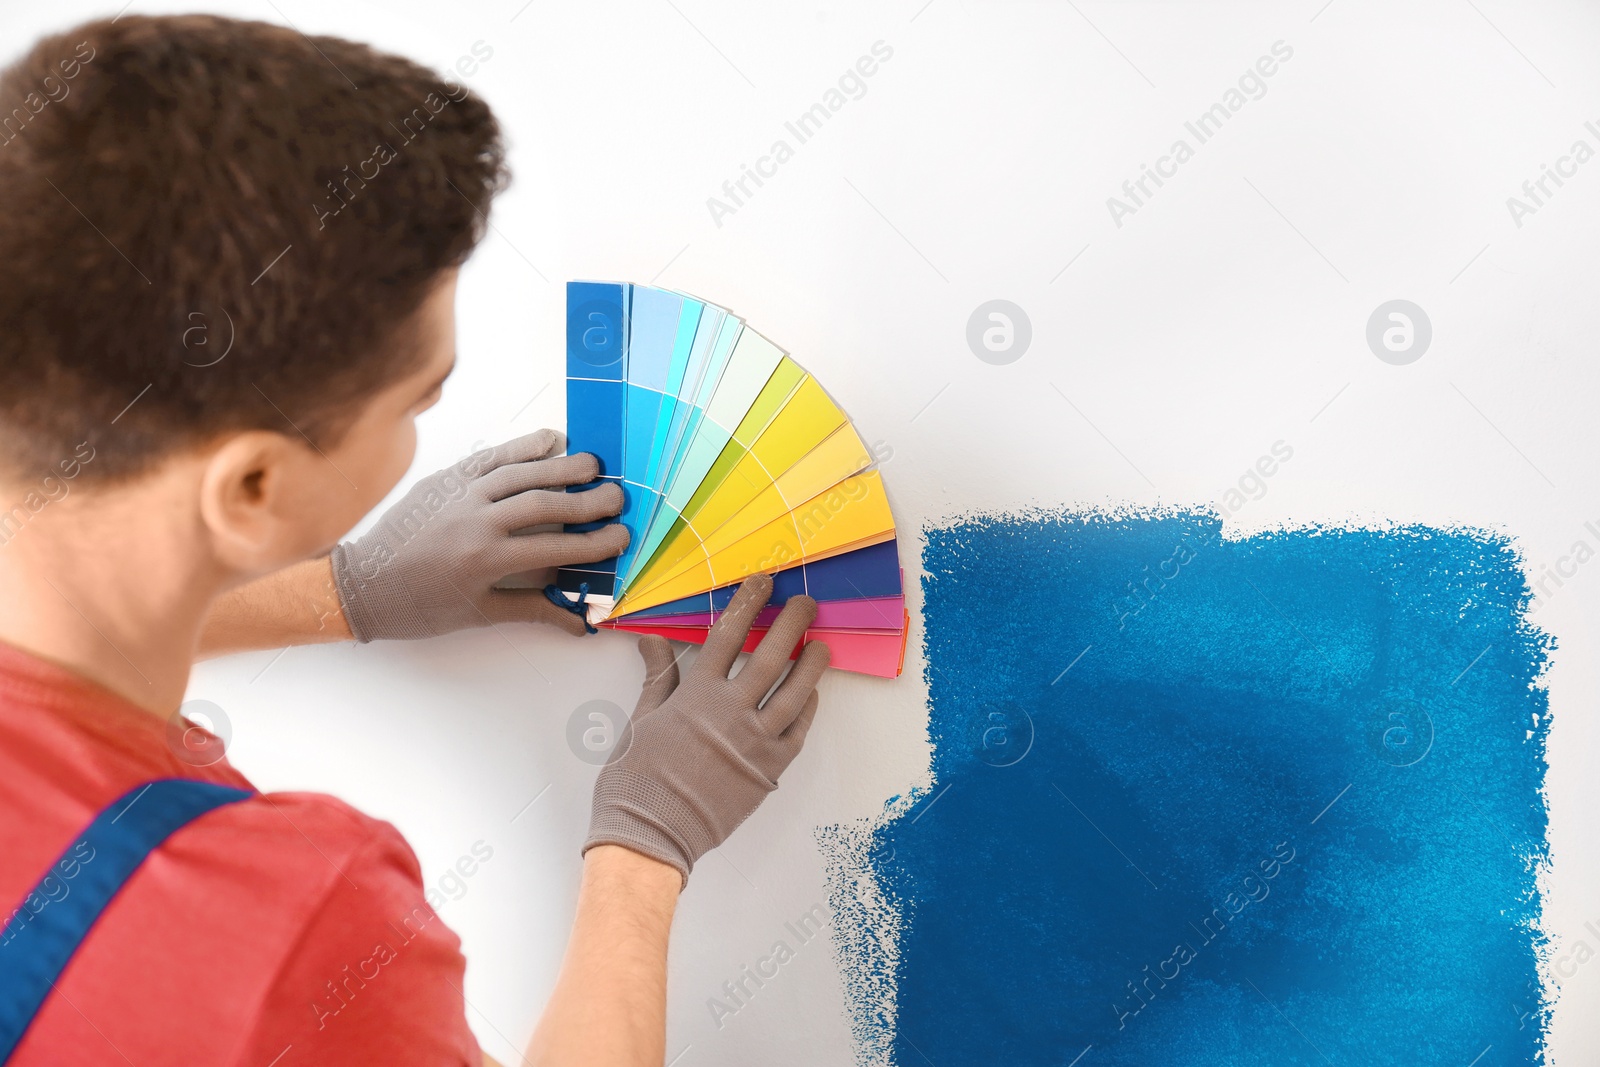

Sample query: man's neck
[0,479,220,717]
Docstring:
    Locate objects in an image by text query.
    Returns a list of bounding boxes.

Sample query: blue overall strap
[0,778,253,1062]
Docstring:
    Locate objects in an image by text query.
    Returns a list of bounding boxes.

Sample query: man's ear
[196,430,317,574]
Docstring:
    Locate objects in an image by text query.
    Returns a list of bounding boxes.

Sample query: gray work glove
[583,574,830,886]
[330,430,629,641]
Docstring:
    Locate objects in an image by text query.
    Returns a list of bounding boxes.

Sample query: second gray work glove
[584,573,831,886]
[330,430,629,641]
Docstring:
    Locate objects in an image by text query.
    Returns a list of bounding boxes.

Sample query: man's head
[0,14,503,576]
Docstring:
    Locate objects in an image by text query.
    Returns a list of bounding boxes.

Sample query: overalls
[0,779,252,1061]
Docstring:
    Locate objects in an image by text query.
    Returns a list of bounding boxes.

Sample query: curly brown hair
[0,14,508,482]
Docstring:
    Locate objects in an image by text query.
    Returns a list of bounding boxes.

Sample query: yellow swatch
[616,470,894,615]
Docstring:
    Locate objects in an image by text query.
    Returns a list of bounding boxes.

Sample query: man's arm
[524,846,681,1065]
[197,556,351,658]
[514,576,827,1067]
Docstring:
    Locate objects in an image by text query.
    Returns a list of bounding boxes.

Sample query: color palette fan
[554,282,907,678]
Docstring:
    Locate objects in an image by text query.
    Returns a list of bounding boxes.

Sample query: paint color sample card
[557,282,906,678]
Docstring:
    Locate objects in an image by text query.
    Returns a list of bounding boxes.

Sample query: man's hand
[197,431,625,657]
[525,582,826,1067]
[331,430,628,641]
[584,573,830,885]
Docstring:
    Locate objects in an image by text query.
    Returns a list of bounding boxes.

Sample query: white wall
[9,0,1598,1061]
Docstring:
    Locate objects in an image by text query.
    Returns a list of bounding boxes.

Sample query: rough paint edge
[922,502,1544,552]
[921,500,1207,537]
[1496,529,1559,1064]
[815,790,920,1067]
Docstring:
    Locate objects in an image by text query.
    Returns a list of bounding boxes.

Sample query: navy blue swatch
[559,282,632,597]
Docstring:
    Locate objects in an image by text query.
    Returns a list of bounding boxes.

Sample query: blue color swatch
[825,511,1551,1066]
[559,282,630,595]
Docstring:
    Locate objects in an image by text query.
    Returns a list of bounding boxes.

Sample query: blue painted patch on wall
[820,509,1552,1066]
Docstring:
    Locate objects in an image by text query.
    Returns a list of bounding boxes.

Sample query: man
[0,14,827,1066]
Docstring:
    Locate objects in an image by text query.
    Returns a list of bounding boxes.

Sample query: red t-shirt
[0,641,482,1065]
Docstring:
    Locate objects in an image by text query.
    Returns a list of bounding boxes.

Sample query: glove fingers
[698,574,773,679]
[737,595,817,699]
[471,429,561,472]
[763,638,831,731]
[778,690,821,759]
[496,482,624,531]
[479,452,601,501]
[634,635,682,716]
[499,526,630,572]
[482,588,590,636]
